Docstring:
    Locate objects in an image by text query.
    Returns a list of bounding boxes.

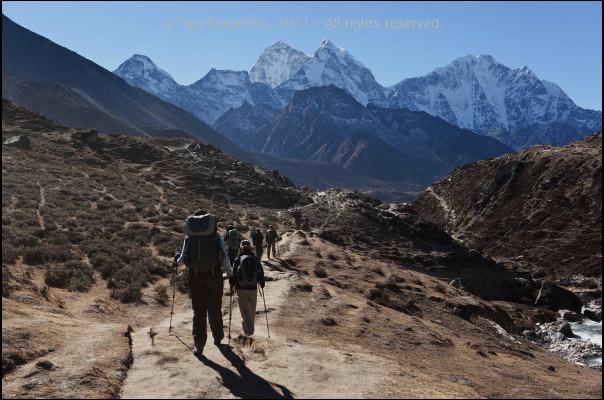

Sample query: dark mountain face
[413,132,603,286]
[213,102,280,152]
[1,14,243,158]
[217,85,512,186]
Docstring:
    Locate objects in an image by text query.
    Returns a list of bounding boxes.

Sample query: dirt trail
[425,187,455,227]
[120,233,398,399]
[154,183,165,213]
[36,182,46,229]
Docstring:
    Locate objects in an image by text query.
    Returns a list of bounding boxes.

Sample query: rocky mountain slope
[217,85,512,185]
[413,132,602,287]
[1,14,243,158]
[378,55,602,149]
[3,100,601,398]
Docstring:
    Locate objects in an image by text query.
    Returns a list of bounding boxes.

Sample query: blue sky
[3,1,602,109]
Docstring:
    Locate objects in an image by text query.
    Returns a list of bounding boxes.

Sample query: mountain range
[114,39,601,150]
[1,14,244,159]
[2,14,601,202]
[216,85,512,184]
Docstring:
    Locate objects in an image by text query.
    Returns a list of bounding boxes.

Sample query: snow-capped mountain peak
[380,54,601,149]
[114,54,178,95]
[277,39,381,104]
[113,44,600,150]
[195,69,250,88]
[249,41,310,88]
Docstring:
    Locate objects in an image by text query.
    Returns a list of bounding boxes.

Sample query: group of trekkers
[227,224,281,263]
[174,210,281,358]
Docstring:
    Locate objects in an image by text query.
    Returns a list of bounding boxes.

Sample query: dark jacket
[251,230,264,245]
[232,253,265,290]
[265,228,278,243]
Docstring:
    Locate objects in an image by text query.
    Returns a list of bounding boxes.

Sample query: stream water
[570,318,602,367]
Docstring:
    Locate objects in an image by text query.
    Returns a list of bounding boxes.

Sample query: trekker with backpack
[265,225,279,260]
[251,228,264,259]
[224,224,241,266]
[229,240,265,338]
[291,207,303,230]
[175,210,233,357]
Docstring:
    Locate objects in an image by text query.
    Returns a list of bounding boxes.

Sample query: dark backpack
[183,214,222,275]
[227,228,240,248]
[266,229,277,243]
[236,255,259,289]
[252,230,263,244]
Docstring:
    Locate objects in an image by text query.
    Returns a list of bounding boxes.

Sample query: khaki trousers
[236,288,258,336]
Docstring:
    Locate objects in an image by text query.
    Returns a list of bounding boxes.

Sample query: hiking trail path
[36,182,46,230]
[120,232,398,399]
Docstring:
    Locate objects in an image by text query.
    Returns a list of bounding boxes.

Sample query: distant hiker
[229,240,265,338]
[290,207,303,230]
[265,225,279,260]
[302,215,309,230]
[251,228,264,259]
[224,224,241,266]
[176,210,233,357]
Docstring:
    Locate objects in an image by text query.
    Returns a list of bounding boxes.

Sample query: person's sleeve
[232,257,240,277]
[176,238,188,267]
[218,236,233,276]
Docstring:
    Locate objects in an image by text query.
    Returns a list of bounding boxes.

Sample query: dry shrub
[154,284,170,306]
[44,260,94,292]
[22,245,74,265]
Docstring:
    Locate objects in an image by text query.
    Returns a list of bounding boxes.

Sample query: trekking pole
[168,259,177,336]
[228,285,234,345]
[259,286,270,339]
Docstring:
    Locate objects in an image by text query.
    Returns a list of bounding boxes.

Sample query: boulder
[558,309,582,322]
[535,283,582,312]
[557,322,576,338]
[72,128,99,145]
[35,359,55,370]
[3,135,31,149]
[583,308,602,323]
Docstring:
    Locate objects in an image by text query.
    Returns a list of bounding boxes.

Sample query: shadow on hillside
[199,345,294,399]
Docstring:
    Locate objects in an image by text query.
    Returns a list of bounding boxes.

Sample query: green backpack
[227,228,240,249]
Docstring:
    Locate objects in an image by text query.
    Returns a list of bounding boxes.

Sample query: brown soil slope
[413,132,602,286]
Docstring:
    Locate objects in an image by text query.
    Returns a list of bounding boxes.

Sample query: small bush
[44,260,94,292]
[2,245,19,264]
[154,284,170,306]
[313,268,328,278]
[11,235,41,248]
[147,259,168,277]
[108,264,152,303]
[111,279,143,303]
[2,266,10,297]
[22,245,73,265]
[295,281,313,292]
[367,287,390,305]
[90,254,124,280]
